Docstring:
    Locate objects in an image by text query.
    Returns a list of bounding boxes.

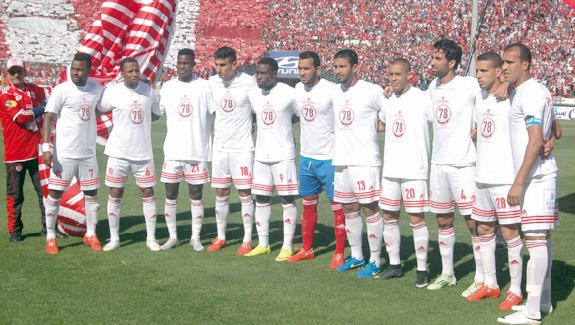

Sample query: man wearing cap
[0,57,50,242]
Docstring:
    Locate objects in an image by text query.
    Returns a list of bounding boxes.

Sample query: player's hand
[541,137,554,158]
[42,151,53,168]
[494,82,510,101]
[471,127,477,141]
[383,86,393,98]
[507,183,522,207]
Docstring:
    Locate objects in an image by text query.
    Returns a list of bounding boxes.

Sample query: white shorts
[252,160,298,196]
[161,160,210,185]
[334,166,380,205]
[211,149,253,190]
[49,155,99,191]
[379,177,428,213]
[105,157,157,188]
[429,164,475,215]
[471,183,521,225]
[521,176,558,231]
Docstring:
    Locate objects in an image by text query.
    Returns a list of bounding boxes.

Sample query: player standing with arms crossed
[42,53,104,254]
[286,51,347,269]
[331,49,385,278]
[244,57,299,261]
[158,48,212,251]
[376,58,432,287]
[100,58,162,252]
[208,46,255,255]
[497,43,559,325]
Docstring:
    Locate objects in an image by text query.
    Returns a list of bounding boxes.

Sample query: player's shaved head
[390,58,411,73]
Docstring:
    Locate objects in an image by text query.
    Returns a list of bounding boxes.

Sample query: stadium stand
[0,0,573,97]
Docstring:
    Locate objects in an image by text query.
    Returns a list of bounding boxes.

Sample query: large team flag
[564,0,575,10]
[39,0,177,234]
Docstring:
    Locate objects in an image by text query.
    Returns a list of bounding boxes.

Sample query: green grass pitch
[0,118,573,324]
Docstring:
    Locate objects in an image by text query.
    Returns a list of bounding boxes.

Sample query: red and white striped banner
[42,0,177,234]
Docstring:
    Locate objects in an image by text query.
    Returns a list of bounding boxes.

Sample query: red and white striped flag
[41,0,177,234]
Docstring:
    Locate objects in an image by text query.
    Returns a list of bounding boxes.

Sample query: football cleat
[286,248,315,262]
[511,303,552,315]
[46,238,59,255]
[336,256,366,272]
[461,280,482,297]
[374,264,404,280]
[497,310,541,324]
[83,234,102,251]
[427,274,457,290]
[356,261,382,278]
[275,248,293,262]
[207,238,227,252]
[236,242,251,255]
[466,284,501,301]
[103,240,120,252]
[500,291,524,310]
[189,238,204,251]
[146,239,161,252]
[161,237,179,250]
[244,245,271,257]
[330,253,344,270]
[415,270,429,288]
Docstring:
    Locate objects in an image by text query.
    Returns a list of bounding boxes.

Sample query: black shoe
[416,270,428,288]
[55,228,68,239]
[41,227,47,236]
[9,231,23,242]
[374,264,404,280]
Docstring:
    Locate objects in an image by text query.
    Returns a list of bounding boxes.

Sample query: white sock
[345,211,363,260]
[438,228,455,276]
[190,199,204,240]
[366,213,383,267]
[479,233,497,289]
[282,202,297,251]
[215,196,229,240]
[506,236,524,296]
[164,199,178,239]
[240,195,254,243]
[107,195,121,242]
[472,236,484,283]
[526,239,548,317]
[44,195,61,239]
[383,219,400,265]
[541,236,553,308]
[84,195,99,237]
[411,221,429,271]
[142,196,157,241]
[255,202,271,248]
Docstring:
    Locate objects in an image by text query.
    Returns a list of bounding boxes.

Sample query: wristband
[42,143,52,153]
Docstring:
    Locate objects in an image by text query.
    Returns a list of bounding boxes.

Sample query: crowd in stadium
[0,0,574,97]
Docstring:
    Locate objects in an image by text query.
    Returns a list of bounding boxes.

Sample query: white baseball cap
[6,57,25,70]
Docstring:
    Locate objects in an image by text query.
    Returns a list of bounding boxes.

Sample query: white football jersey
[509,78,558,179]
[249,82,297,163]
[100,81,160,160]
[295,78,335,160]
[209,72,255,152]
[160,75,212,161]
[332,80,383,167]
[474,91,515,184]
[45,80,103,159]
[379,86,431,179]
[427,75,480,165]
